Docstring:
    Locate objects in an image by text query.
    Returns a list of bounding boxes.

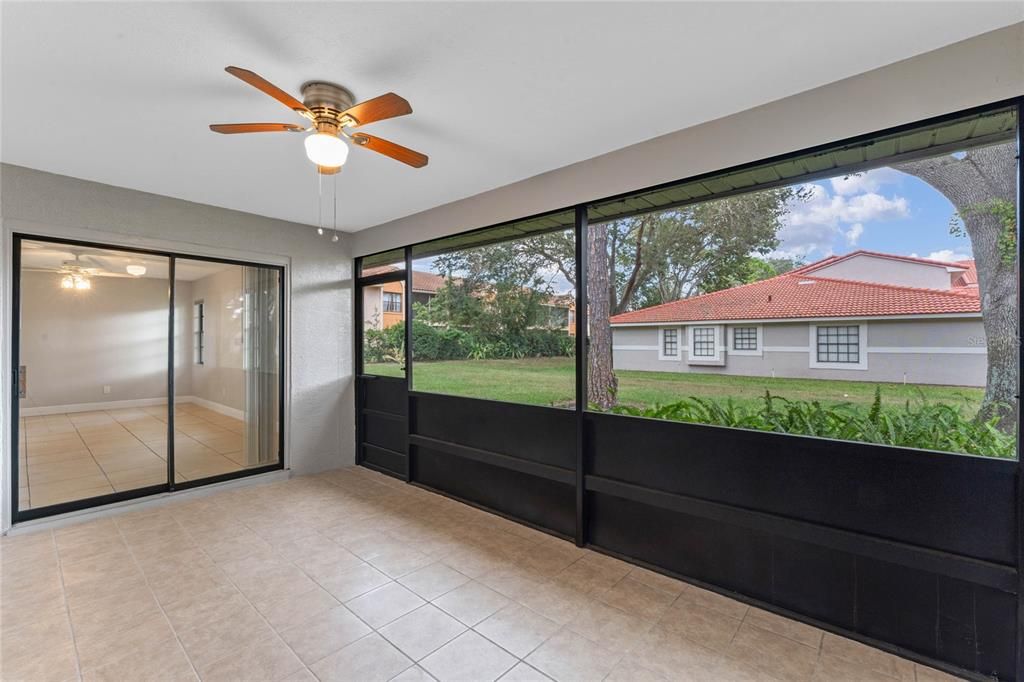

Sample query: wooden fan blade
[224,66,314,120]
[340,93,412,127]
[210,123,307,134]
[351,133,428,168]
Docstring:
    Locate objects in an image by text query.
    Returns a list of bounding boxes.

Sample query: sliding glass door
[11,235,284,521]
[172,259,281,485]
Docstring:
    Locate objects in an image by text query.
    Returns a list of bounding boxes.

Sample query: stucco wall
[612,318,986,387]
[1,164,354,530]
[810,255,956,290]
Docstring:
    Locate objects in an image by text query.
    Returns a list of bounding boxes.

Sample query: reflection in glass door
[15,239,171,512]
[172,259,282,484]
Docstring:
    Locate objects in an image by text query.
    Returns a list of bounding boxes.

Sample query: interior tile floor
[0,467,960,682]
[18,404,254,510]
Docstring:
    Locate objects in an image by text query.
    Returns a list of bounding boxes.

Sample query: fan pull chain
[331,173,340,242]
[316,170,324,236]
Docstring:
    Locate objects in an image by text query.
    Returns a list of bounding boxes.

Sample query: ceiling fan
[209,66,428,173]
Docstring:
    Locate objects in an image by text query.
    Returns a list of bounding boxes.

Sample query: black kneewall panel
[587,491,773,601]
[586,412,1015,564]
[363,412,407,455]
[413,393,575,469]
[361,376,408,416]
[413,445,575,537]
[589,491,1018,680]
[362,444,406,476]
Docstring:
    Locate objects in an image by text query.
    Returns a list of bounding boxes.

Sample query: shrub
[609,387,1016,458]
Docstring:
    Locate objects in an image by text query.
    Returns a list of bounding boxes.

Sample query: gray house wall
[611,317,986,387]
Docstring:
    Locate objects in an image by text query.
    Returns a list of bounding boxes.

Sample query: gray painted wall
[612,318,986,387]
[1,164,353,529]
[18,271,193,408]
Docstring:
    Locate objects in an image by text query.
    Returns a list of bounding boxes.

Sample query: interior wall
[1,164,354,530]
[353,23,1023,256]
[17,270,191,409]
[188,266,245,412]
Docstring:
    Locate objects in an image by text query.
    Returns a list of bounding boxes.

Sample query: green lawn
[365,356,984,411]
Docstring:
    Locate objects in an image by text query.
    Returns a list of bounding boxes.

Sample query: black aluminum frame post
[405,246,414,482]
[1015,96,1023,682]
[167,256,176,490]
[574,205,588,547]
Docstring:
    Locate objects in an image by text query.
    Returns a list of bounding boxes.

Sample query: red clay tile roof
[361,267,448,294]
[952,260,977,288]
[411,270,446,294]
[610,256,980,325]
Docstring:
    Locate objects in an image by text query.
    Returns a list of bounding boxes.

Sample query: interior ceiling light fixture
[209,66,428,174]
[59,255,92,291]
[126,264,147,277]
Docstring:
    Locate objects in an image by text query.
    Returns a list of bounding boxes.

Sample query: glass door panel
[172,259,281,484]
[16,239,170,512]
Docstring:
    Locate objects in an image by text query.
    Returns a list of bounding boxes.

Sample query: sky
[773,166,970,264]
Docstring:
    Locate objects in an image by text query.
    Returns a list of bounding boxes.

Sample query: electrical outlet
[103,385,112,395]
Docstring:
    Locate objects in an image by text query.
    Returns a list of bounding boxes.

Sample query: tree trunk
[894,143,1017,431]
[588,223,618,409]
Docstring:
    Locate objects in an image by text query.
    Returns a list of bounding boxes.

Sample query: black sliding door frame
[353,97,1024,681]
[9,233,286,522]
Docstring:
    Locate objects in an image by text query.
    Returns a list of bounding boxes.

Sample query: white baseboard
[20,397,169,417]
[183,396,245,421]
[20,395,244,420]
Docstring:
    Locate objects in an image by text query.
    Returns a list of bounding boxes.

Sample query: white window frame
[658,326,682,360]
[728,325,762,356]
[687,325,724,365]
[809,323,868,370]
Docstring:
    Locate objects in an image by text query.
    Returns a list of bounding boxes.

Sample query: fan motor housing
[301,81,356,123]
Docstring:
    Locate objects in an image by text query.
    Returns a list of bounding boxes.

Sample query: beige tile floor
[17,404,254,510]
[0,467,962,682]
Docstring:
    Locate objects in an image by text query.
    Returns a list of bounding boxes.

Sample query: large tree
[893,142,1018,431]
[430,240,555,340]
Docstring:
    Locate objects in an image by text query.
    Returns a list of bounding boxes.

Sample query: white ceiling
[2,2,1019,233]
[20,240,233,282]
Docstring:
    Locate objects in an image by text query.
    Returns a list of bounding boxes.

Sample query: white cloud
[829,168,900,196]
[924,249,972,262]
[776,182,909,259]
[845,223,864,246]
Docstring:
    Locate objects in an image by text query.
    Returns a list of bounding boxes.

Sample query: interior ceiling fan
[210,66,428,174]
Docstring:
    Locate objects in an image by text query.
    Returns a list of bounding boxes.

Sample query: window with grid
[816,326,860,363]
[662,328,678,356]
[383,292,402,313]
[193,301,204,365]
[733,327,757,351]
[692,327,715,357]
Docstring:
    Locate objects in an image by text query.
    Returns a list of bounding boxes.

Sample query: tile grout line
[52,529,88,682]
[113,514,203,681]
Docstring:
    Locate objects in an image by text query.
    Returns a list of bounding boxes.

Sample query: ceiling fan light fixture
[304,132,348,169]
[126,265,147,277]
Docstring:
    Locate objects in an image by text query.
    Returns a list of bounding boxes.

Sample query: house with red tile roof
[610,250,985,387]
[362,267,575,334]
